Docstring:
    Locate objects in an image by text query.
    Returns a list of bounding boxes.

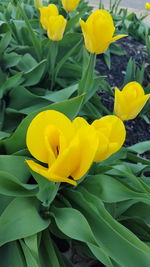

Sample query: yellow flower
[47,15,67,41]
[145,3,150,9]
[72,116,126,162]
[34,0,43,9]
[114,82,150,120]
[80,10,127,54]
[92,115,126,161]
[26,110,99,185]
[61,0,80,12]
[39,4,59,30]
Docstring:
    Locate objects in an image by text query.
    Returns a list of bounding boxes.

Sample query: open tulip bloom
[114,81,150,120]
[26,110,126,185]
[80,10,127,54]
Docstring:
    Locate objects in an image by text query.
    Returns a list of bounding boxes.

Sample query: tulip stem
[48,41,59,90]
[78,53,96,97]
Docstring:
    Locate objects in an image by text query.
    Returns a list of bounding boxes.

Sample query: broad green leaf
[66,188,150,267]
[82,174,150,204]
[17,53,37,72]
[52,206,113,267]
[128,141,150,154]
[23,59,46,86]
[0,170,38,197]
[0,155,30,182]
[0,197,50,246]
[0,72,23,97]
[3,52,22,68]
[30,171,59,204]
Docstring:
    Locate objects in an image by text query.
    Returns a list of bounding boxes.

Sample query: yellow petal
[114,87,129,120]
[123,81,145,98]
[72,117,89,131]
[49,135,80,179]
[92,115,126,161]
[80,19,96,54]
[26,110,74,164]
[26,160,77,185]
[47,15,67,41]
[93,131,110,162]
[39,4,59,30]
[71,126,99,180]
[111,34,128,43]
[125,94,150,120]
[62,0,80,12]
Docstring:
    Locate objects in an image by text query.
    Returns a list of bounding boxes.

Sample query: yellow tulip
[26,110,99,185]
[80,10,127,54]
[61,0,80,12]
[39,4,59,30]
[34,0,43,9]
[92,115,126,161]
[47,15,67,41]
[145,3,150,9]
[114,82,150,120]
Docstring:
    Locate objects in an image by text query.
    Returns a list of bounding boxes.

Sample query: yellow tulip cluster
[26,111,126,185]
[39,4,67,41]
[39,2,127,53]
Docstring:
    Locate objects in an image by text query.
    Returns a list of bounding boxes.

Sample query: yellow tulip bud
[34,0,43,9]
[39,4,59,30]
[145,2,150,9]
[47,15,67,41]
[26,110,99,185]
[114,82,150,120]
[61,0,80,12]
[80,10,127,54]
[92,115,126,162]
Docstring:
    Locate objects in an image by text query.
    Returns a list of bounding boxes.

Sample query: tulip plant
[0,0,150,266]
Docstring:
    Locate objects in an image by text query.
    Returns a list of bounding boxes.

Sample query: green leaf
[0,241,26,267]
[52,206,113,267]
[128,141,150,154]
[0,155,30,183]
[66,188,150,267]
[0,72,23,97]
[20,240,39,267]
[0,170,38,197]
[0,32,11,56]
[40,230,60,267]
[0,95,84,154]
[3,52,22,68]
[0,197,50,246]
[30,171,59,204]
[17,53,37,72]
[82,174,150,204]
[23,59,46,86]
